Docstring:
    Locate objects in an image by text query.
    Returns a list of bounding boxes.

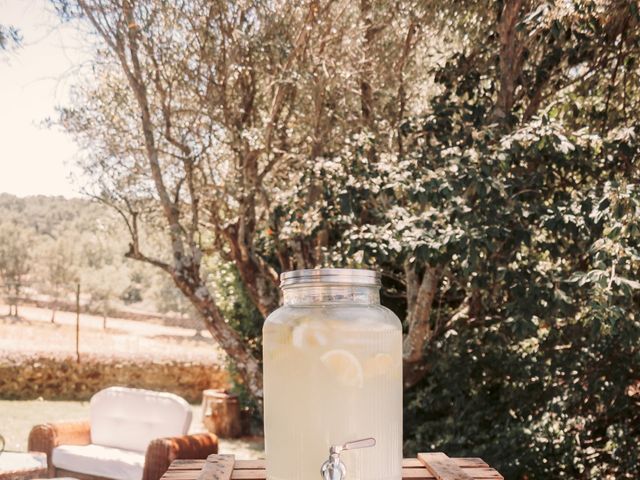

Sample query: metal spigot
[320,437,376,480]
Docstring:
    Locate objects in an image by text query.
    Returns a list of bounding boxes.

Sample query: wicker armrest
[28,420,91,475]
[142,433,219,480]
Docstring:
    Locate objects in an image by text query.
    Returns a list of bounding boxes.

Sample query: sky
[0,0,89,198]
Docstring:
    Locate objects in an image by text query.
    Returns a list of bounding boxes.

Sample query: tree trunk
[359,0,375,127]
[494,0,527,121]
[402,263,439,388]
[234,257,280,318]
[172,267,264,400]
[75,283,81,363]
[51,307,56,323]
[223,224,280,317]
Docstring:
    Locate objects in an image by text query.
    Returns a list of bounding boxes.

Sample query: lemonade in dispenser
[263,268,403,480]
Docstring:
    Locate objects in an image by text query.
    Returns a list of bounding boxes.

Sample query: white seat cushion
[52,444,145,480]
[90,387,192,452]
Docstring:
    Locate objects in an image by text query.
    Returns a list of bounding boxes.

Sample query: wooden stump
[202,389,242,438]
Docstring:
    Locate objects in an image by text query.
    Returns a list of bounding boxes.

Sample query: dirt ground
[0,303,222,363]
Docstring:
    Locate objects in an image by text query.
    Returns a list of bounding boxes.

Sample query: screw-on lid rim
[280,268,381,288]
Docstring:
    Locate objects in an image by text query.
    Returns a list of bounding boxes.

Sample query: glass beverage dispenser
[263,268,403,480]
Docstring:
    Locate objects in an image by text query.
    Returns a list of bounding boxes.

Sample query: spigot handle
[343,438,375,450]
[331,437,376,454]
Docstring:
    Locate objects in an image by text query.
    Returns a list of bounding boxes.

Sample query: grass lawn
[1,399,90,451]
[0,399,264,458]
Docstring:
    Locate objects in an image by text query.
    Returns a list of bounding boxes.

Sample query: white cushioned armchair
[28,387,218,480]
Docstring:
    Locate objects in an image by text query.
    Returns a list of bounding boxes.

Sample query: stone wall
[0,354,229,403]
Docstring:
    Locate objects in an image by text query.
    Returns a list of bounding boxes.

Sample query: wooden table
[0,452,47,480]
[162,453,503,480]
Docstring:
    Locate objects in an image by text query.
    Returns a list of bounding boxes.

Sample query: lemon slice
[292,321,329,349]
[320,349,364,388]
[363,353,394,377]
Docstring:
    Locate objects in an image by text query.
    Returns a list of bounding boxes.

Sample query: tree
[57,0,429,400]
[43,238,78,322]
[151,274,196,318]
[0,224,33,316]
[82,263,128,329]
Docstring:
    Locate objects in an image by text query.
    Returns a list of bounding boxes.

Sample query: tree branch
[494,0,528,121]
[258,0,332,181]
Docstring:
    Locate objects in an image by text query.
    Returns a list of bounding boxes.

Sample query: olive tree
[0,224,33,316]
[42,238,78,322]
[56,0,430,399]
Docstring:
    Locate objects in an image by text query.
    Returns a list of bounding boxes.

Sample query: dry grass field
[0,304,221,362]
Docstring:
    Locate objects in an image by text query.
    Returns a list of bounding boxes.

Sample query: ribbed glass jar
[263,268,402,480]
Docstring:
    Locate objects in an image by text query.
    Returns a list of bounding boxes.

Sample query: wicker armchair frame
[28,421,218,480]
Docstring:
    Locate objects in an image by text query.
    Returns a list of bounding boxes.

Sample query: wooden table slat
[460,468,503,479]
[198,454,235,480]
[418,453,475,480]
[403,458,489,469]
[452,459,490,468]
[233,460,266,470]
[163,473,205,479]
[401,467,436,479]
[169,461,207,471]
[230,470,266,480]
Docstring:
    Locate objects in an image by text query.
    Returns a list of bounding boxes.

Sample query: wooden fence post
[75,283,81,363]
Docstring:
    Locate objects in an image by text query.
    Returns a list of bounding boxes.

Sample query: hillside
[0,193,194,319]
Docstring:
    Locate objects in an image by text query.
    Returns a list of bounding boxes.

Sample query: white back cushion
[90,387,192,452]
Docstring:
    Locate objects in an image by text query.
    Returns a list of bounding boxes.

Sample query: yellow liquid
[263,313,402,480]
